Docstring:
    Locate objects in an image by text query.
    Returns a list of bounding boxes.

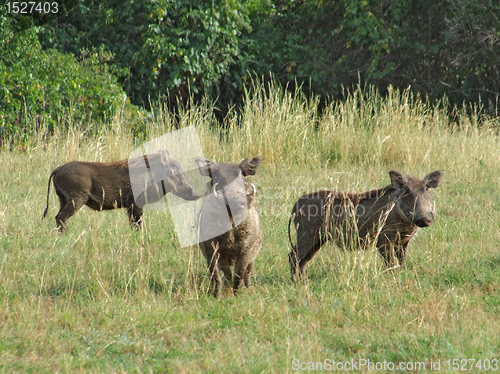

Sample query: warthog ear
[196,158,217,177]
[423,170,442,189]
[159,150,171,164]
[239,157,262,176]
[389,170,406,189]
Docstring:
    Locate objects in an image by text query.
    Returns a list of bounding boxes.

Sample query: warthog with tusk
[43,150,200,231]
[196,157,262,297]
[288,170,442,280]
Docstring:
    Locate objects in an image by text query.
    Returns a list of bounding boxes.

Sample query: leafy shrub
[143,0,250,102]
[2,0,499,134]
[0,11,126,144]
[242,0,500,112]
[37,0,251,109]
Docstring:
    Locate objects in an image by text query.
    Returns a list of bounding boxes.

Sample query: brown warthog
[196,157,262,297]
[288,170,442,280]
[42,150,200,231]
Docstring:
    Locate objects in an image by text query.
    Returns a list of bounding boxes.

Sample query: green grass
[1,83,500,373]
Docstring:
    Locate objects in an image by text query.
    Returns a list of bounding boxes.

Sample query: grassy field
[1,84,500,373]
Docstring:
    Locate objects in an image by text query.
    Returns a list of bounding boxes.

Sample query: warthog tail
[288,211,296,251]
[42,168,59,219]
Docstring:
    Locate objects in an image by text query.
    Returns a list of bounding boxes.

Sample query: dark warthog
[196,157,262,297]
[42,150,200,231]
[288,170,442,280]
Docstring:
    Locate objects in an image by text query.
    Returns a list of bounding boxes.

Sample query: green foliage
[0,10,126,144]
[238,0,396,97]
[440,0,500,108]
[243,0,500,111]
[144,0,251,100]
[2,0,499,133]
[37,0,251,108]
[337,0,393,78]
[38,0,148,105]
[242,0,346,96]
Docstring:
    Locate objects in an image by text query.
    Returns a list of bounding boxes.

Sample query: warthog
[196,157,262,297]
[42,150,200,231]
[288,170,442,280]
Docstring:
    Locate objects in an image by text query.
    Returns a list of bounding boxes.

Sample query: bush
[37,0,251,109]
[0,11,126,144]
[238,0,500,114]
[3,0,499,131]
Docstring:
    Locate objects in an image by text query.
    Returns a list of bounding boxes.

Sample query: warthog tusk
[164,177,177,193]
[248,183,256,198]
[211,182,219,198]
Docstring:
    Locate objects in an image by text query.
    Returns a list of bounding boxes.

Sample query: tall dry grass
[1,82,499,372]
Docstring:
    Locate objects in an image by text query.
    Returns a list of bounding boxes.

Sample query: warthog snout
[413,214,434,228]
[289,170,442,280]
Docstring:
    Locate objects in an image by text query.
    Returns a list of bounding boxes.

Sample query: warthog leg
[55,193,86,232]
[126,204,143,228]
[395,242,409,268]
[243,262,254,287]
[205,243,223,298]
[233,256,249,295]
[290,237,323,281]
[298,239,323,279]
[219,259,233,286]
[376,233,409,269]
[393,237,410,268]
